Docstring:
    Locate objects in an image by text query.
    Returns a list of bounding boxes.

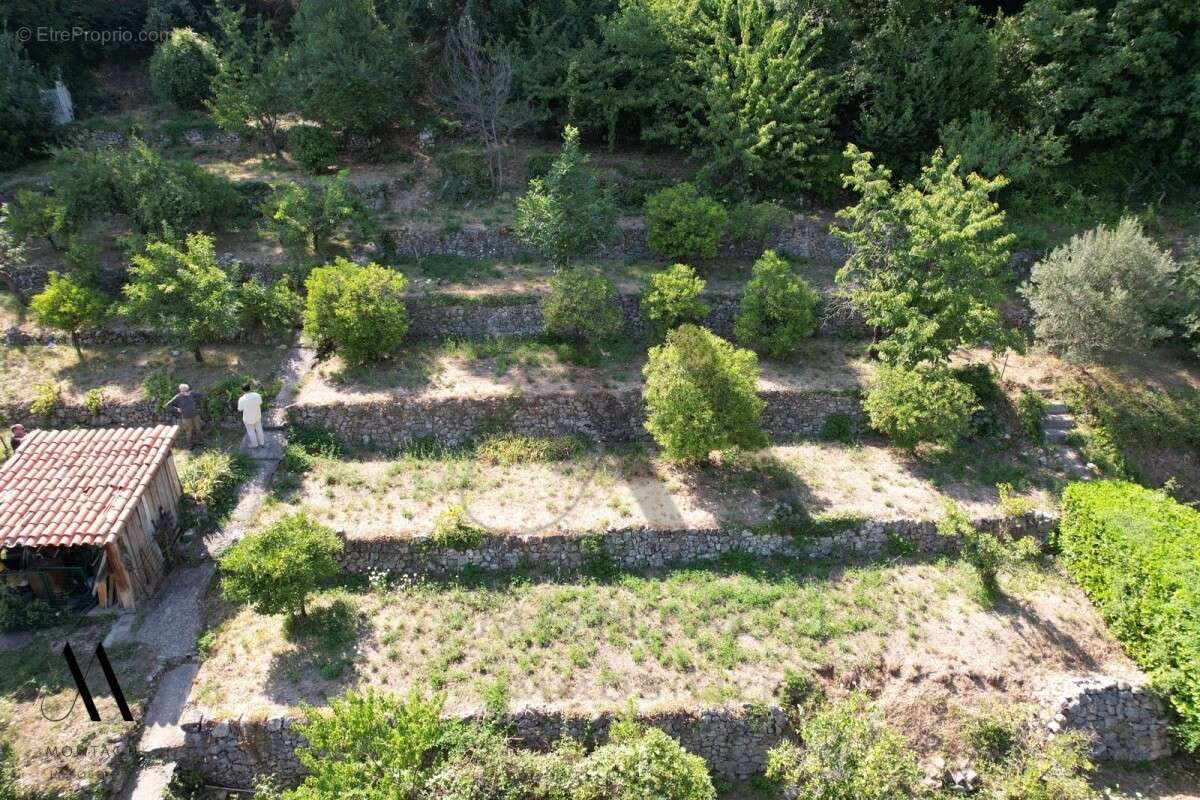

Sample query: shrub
[1058,480,1200,749]
[288,124,338,173]
[219,511,342,617]
[149,28,221,109]
[288,424,342,459]
[202,373,270,421]
[641,263,710,339]
[572,718,716,800]
[121,232,242,362]
[0,589,57,633]
[1017,389,1046,443]
[726,201,791,249]
[29,272,109,359]
[643,324,766,462]
[474,434,583,465]
[82,388,104,415]
[864,366,977,450]
[776,668,824,718]
[542,268,621,344]
[821,413,855,445]
[29,381,61,418]
[429,505,487,551]
[238,277,302,338]
[766,695,921,800]
[1022,217,1176,362]
[179,449,253,522]
[291,689,444,798]
[303,259,409,363]
[939,111,1067,190]
[644,183,727,262]
[143,367,179,409]
[938,500,1039,597]
[515,126,616,265]
[734,250,819,358]
[433,149,491,203]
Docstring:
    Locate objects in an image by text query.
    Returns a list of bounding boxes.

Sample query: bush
[1022,217,1176,362]
[644,183,727,262]
[643,324,766,462]
[542,268,621,343]
[179,449,253,522]
[1017,389,1046,443]
[219,511,342,617]
[434,149,491,203]
[29,381,61,418]
[142,367,178,409]
[0,590,57,633]
[939,111,1067,190]
[734,250,819,358]
[726,201,791,249]
[474,434,582,465]
[238,277,302,338]
[288,124,338,173]
[821,413,855,445]
[938,500,1039,598]
[766,696,921,800]
[429,505,487,551]
[572,719,716,800]
[641,263,710,339]
[291,689,444,798]
[864,366,977,450]
[150,28,221,109]
[1059,481,1200,750]
[303,259,409,363]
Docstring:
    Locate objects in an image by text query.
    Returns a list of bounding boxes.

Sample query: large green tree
[220,512,343,618]
[0,31,52,170]
[834,145,1019,368]
[29,272,108,358]
[121,232,242,362]
[688,0,835,196]
[286,0,420,136]
[208,1,290,153]
[1018,0,1200,169]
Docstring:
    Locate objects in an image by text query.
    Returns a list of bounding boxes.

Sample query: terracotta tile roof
[0,426,179,549]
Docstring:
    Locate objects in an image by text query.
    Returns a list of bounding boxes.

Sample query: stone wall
[1039,675,1174,762]
[339,514,1056,577]
[405,293,868,342]
[0,399,245,431]
[287,388,864,449]
[175,705,789,790]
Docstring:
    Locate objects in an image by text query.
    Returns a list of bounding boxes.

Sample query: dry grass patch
[189,556,1133,759]
[258,441,1057,539]
[297,337,872,402]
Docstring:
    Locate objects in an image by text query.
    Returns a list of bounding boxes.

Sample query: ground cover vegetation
[4,0,1200,796]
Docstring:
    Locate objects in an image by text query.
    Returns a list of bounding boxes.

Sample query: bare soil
[256,442,1058,539]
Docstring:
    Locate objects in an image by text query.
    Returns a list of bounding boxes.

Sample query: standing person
[8,424,26,453]
[165,383,203,448]
[237,382,265,449]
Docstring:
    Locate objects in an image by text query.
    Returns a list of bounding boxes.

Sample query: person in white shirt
[237,382,265,448]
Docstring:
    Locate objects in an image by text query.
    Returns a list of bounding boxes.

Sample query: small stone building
[0,426,182,611]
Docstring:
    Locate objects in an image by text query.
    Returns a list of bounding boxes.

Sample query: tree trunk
[70,330,83,360]
[0,270,27,306]
[193,346,204,363]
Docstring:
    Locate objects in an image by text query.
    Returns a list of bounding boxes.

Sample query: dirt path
[112,339,317,800]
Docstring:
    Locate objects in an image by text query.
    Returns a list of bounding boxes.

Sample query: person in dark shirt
[165,383,203,447]
[8,423,26,453]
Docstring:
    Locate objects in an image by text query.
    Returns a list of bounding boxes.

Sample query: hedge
[1058,480,1200,750]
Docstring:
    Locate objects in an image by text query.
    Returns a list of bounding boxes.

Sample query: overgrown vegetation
[1059,481,1200,750]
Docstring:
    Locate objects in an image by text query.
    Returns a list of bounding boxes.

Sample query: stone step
[1043,414,1075,431]
[1043,402,1069,415]
[1045,428,1071,444]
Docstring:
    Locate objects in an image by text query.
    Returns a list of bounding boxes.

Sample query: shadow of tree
[263,596,367,705]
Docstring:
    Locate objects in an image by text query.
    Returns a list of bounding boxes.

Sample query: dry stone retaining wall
[1039,675,1174,762]
[175,705,788,790]
[1,399,247,431]
[287,388,864,449]
[339,515,1057,577]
